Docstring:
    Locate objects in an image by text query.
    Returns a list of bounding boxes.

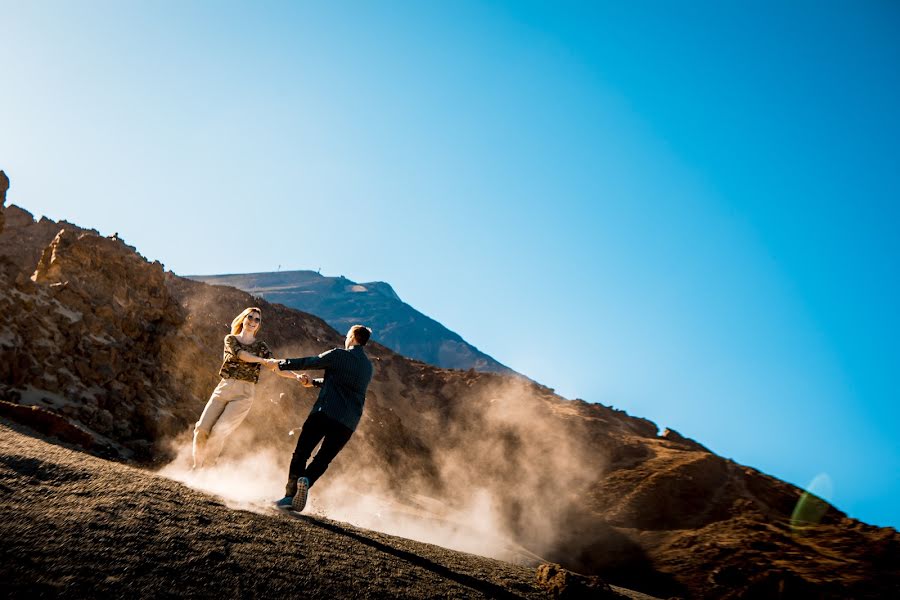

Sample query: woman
[192,306,299,468]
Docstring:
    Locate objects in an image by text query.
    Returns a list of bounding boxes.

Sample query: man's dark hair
[350,325,372,346]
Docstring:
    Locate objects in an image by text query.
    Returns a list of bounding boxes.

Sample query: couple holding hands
[192,306,373,512]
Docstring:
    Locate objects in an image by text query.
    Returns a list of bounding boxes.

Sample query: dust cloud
[158,443,285,513]
[160,375,602,566]
[158,292,605,565]
[311,374,606,564]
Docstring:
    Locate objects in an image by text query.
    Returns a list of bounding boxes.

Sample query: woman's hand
[263,358,280,370]
[297,373,314,388]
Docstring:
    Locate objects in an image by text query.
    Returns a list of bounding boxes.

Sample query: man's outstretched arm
[271,348,338,371]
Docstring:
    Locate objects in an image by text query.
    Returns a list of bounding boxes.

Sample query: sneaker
[274,496,294,509]
[292,477,310,512]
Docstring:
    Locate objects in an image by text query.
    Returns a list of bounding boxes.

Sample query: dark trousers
[288,411,353,491]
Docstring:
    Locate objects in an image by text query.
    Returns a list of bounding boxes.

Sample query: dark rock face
[0,203,898,600]
[188,270,517,376]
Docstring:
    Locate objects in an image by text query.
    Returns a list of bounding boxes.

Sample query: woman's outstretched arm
[273,368,305,381]
[236,350,267,363]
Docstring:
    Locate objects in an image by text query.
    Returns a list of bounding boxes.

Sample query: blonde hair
[231,307,262,336]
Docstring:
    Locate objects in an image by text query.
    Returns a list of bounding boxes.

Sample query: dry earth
[0,419,654,599]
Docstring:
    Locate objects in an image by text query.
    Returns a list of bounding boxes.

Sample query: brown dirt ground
[0,419,659,599]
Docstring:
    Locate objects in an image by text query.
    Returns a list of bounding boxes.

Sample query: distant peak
[362,281,401,301]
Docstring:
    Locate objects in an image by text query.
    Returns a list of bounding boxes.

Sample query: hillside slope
[1,179,898,599]
[188,270,516,375]
[0,420,650,599]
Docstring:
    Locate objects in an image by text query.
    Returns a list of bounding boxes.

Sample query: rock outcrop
[0,400,95,449]
[0,203,95,274]
[1,228,187,459]
[0,194,897,599]
[535,563,621,599]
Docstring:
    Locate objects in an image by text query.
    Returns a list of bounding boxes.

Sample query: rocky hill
[1,174,897,599]
[188,270,516,376]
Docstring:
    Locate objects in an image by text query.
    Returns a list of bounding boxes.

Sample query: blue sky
[2,1,898,529]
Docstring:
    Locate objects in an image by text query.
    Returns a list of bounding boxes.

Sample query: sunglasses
[246,315,261,323]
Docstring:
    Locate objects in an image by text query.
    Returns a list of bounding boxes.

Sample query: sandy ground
[0,419,659,599]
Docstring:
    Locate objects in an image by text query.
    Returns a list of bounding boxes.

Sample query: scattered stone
[661,427,710,452]
[535,563,620,599]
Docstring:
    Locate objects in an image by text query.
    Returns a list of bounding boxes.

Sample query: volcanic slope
[0,183,898,599]
[0,420,652,600]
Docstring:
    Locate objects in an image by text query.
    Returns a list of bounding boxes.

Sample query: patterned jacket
[219,334,272,384]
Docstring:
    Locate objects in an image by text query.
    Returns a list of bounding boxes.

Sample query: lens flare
[790,473,834,532]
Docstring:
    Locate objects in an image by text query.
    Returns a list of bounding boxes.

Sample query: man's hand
[264,358,280,371]
[298,373,314,388]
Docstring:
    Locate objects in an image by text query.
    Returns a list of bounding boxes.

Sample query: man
[267,324,374,511]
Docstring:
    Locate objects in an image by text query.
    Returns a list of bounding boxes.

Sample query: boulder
[0,400,95,450]
[32,229,183,331]
[535,563,620,599]
[661,427,710,452]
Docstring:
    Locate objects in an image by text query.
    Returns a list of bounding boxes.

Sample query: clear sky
[2,1,898,529]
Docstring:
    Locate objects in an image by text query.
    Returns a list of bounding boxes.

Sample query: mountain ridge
[188,269,518,377]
